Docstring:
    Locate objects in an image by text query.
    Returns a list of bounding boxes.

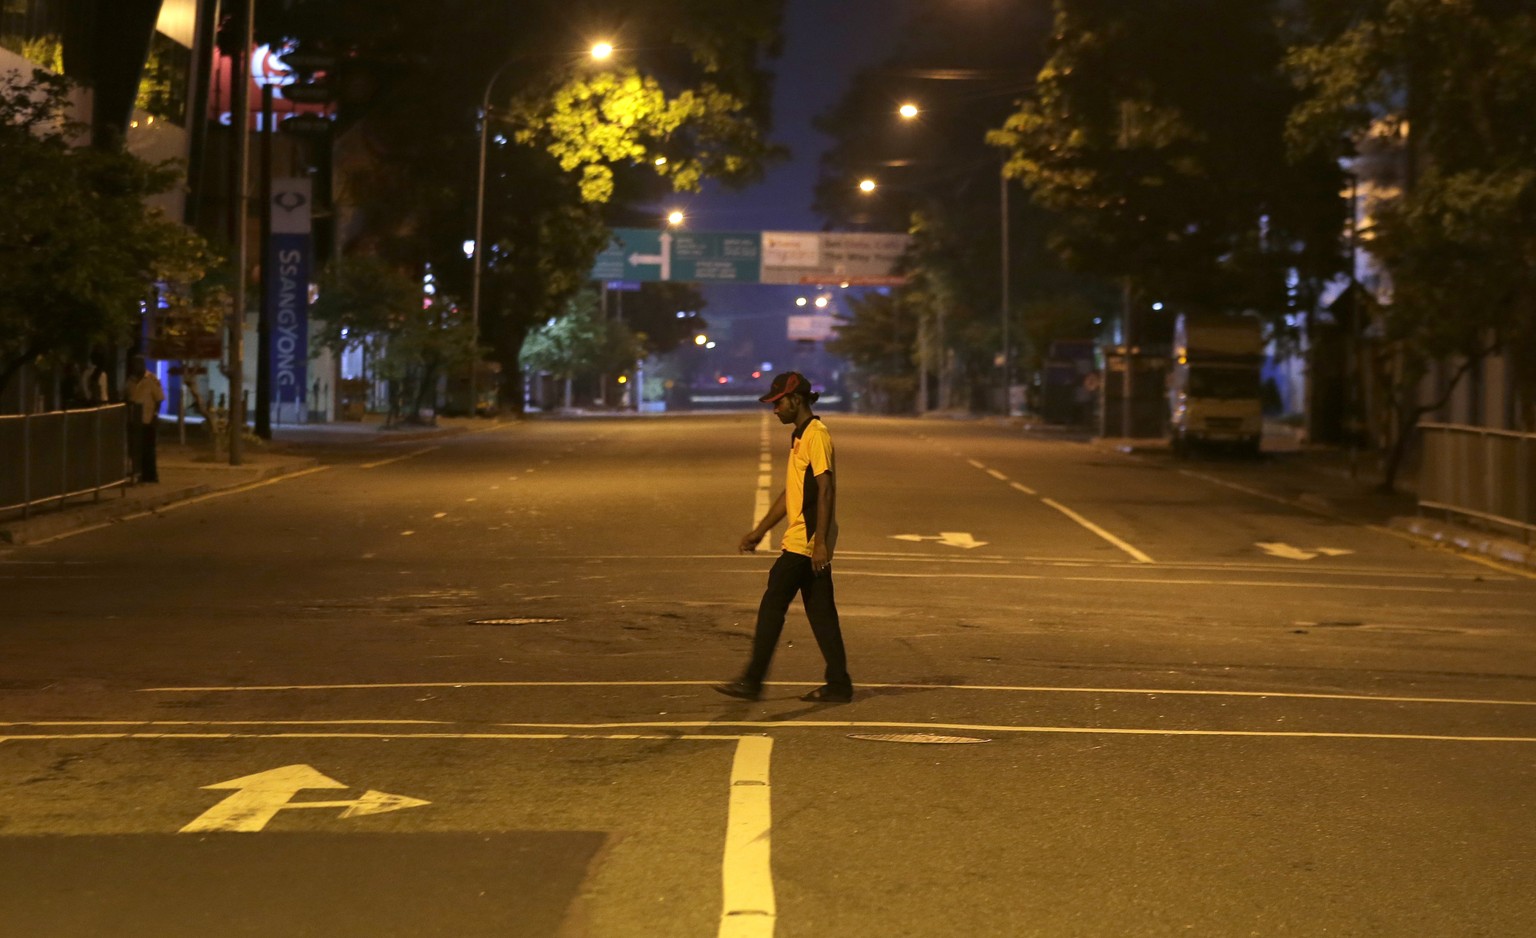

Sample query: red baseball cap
[758,371,810,403]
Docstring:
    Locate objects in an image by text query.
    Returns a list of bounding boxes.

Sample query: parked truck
[1168,313,1264,456]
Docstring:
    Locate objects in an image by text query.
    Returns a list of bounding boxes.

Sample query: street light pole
[469,43,612,416]
[1000,162,1011,414]
[468,61,512,418]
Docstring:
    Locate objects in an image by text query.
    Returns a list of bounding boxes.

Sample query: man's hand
[739,531,764,553]
[811,541,832,575]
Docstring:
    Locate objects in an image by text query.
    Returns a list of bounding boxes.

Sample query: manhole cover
[848,733,991,745]
[467,617,564,626]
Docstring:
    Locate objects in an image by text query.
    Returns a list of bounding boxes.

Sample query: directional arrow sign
[628,230,672,281]
[1256,542,1355,561]
[891,531,987,549]
[180,764,430,833]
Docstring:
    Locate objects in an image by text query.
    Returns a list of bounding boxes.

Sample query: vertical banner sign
[267,178,311,411]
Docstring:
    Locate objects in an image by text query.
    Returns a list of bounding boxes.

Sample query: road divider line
[360,446,440,469]
[986,469,1008,481]
[1040,498,1154,563]
[1009,481,1038,496]
[821,569,1497,592]
[721,736,775,937]
[131,680,1536,708]
[8,724,1524,744]
[753,412,772,530]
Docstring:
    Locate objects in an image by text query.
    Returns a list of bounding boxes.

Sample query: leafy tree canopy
[0,68,217,397]
[257,1,784,410]
[990,0,1346,326]
[1286,0,1536,472]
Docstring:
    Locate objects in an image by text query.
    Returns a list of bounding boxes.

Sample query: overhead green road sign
[671,231,761,283]
[589,228,908,285]
[591,228,665,282]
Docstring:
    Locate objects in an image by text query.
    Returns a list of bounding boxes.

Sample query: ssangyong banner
[267,178,311,411]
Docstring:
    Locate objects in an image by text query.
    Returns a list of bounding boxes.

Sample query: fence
[1417,422,1536,544]
[0,405,131,519]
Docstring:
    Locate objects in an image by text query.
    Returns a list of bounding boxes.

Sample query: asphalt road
[2,414,1533,937]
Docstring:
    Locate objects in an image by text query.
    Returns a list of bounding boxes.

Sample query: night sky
[680,0,918,386]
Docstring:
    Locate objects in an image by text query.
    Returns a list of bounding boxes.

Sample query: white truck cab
[1168,313,1264,456]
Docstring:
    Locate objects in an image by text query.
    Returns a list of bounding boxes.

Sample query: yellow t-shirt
[781,417,837,556]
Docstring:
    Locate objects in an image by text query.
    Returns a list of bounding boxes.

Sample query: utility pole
[228,0,252,465]
[1000,165,1011,415]
[255,82,273,438]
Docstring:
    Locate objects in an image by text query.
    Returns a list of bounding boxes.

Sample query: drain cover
[848,733,991,745]
[467,617,563,626]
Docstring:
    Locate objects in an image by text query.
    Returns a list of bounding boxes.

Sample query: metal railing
[1417,422,1536,543]
[0,405,131,519]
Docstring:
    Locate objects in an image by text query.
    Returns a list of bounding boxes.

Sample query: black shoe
[799,684,853,704]
[712,680,762,701]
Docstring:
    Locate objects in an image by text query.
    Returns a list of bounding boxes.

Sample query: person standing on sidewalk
[126,356,164,483]
[715,372,853,704]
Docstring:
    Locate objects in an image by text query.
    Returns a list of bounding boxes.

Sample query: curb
[0,457,317,546]
[1389,516,1536,573]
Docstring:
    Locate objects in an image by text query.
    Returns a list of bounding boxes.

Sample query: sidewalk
[1092,423,1535,575]
[0,414,491,546]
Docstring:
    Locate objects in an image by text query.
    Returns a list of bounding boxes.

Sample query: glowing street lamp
[858,178,878,193]
[590,41,614,61]
[667,209,685,226]
[897,102,920,120]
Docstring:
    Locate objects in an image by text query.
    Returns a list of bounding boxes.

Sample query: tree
[520,287,642,407]
[258,1,784,413]
[0,68,218,400]
[310,255,473,426]
[615,281,707,358]
[826,291,918,414]
[989,0,1347,336]
[1286,0,1536,488]
[813,3,1109,410]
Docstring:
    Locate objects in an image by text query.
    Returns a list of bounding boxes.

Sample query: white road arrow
[1255,542,1355,561]
[891,531,988,550]
[628,231,672,280]
[180,764,430,833]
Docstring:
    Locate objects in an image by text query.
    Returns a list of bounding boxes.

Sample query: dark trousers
[744,550,850,690]
[138,422,158,482]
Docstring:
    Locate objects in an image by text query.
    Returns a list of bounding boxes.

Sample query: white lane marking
[1009,481,1038,496]
[179,764,429,833]
[480,721,1536,745]
[1040,497,1155,563]
[720,736,775,937]
[823,569,1494,593]
[752,412,773,529]
[5,725,1523,744]
[890,532,987,549]
[130,681,1536,709]
[359,446,439,470]
[966,459,987,470]
[27,466,335,545]
[3,727,769,936]
[985,469,1008,481]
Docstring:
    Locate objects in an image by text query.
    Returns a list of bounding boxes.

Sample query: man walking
[715,372,853,704]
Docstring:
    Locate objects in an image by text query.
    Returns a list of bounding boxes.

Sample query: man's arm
[810,471,835,574]
[739,490,788,552]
